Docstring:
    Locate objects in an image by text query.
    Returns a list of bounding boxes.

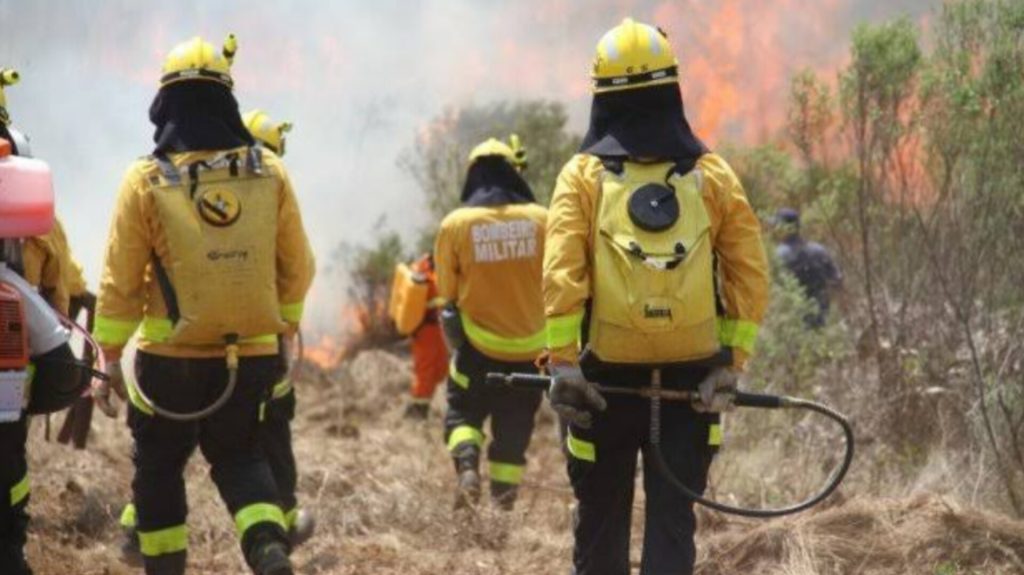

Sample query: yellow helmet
[243,109,292,156]
[468,135,527,171]
[160,34,238,89]
[0,68,20,126]
[591,18,678,94]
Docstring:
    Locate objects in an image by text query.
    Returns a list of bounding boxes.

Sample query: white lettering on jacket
[471,220,538,263]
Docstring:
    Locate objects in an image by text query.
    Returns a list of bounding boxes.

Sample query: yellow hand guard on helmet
[243,109,292,156]
[592,18,678,94]
[160,34,237,89]
[0,68,20,126]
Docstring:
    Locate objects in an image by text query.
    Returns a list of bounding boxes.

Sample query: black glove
[548,363,607,429]
[440,305,466,352]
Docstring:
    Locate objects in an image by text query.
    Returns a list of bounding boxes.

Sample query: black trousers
[129,352,288,572]
[444,344,543,486]
[566,362,720,575]
[261,387,298,516]
[0,418,30,575]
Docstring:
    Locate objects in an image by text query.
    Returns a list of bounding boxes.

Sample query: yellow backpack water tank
[589,161,720,364]
[150,148,286,345]
[388,262,429,336]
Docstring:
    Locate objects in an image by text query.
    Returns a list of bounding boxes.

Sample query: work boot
[490,482,519,511]
[143,552,186,575]
[249,541,293,575]
[288,508,317,547]
[452,444,481,510]
[403,402,430,420]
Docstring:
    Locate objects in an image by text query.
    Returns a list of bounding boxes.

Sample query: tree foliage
[399,100,582,222]
[732,0,1024,516]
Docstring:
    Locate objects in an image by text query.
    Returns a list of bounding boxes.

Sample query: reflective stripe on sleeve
[546,311,584,350]
[280,301,305,324]
[717,318,759,354]
[93,316,140,346]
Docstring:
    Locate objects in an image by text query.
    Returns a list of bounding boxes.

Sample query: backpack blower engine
[486,370,854,518]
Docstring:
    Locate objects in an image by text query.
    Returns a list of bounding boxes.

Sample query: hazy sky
[0,0,936,323]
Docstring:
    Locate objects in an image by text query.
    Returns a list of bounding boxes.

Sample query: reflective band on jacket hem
[139,524,188,557]
[234,503,286,539]
[10,474,29,506]
[708,423,723,447]
[717,318,759,354]
[280,302,305,324]
[546,312,584,350]
[461,315,545,356]
[93,316,140,346]
[120,503,138,528]
[447,425,484,451]
[567,433,596,462]
[284,507,298,530]
[489,462,525,485]
[449,360,470,389]
[141,316,277,345]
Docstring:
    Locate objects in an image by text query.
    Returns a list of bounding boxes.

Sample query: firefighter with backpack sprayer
[0,67,95,575]
[541,20,770,574]
[91,36,315,575]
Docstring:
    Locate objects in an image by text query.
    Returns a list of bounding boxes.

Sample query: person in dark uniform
[774,208,842,328]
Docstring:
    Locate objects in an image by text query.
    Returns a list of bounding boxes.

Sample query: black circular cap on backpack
[629,184,679,232]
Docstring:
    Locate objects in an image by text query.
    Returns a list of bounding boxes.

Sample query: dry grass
[22,350,1024,574]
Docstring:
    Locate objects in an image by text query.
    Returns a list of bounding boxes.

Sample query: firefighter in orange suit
[404,253,448,420]
[542,19,770,574]
[435,137,546,510]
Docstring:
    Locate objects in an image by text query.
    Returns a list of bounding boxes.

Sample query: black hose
[487,372,856,518]
[648,370,855,518]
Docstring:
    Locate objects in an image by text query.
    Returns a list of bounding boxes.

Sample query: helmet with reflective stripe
[0,68,20,126]
[160,34,237,89]
[469,135,528,171]
[592,18,678,94]
[243,109,292,156]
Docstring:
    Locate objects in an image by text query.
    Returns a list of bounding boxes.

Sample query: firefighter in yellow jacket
[543,20,770,574]
[92,36,315,575]
[435,136,546,510]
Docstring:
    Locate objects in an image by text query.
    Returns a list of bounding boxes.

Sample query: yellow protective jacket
[95,147,315,360]
[23,232,70,314]
[543,153,769,370]
[435,203,547,362]
[48,218,88,298]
